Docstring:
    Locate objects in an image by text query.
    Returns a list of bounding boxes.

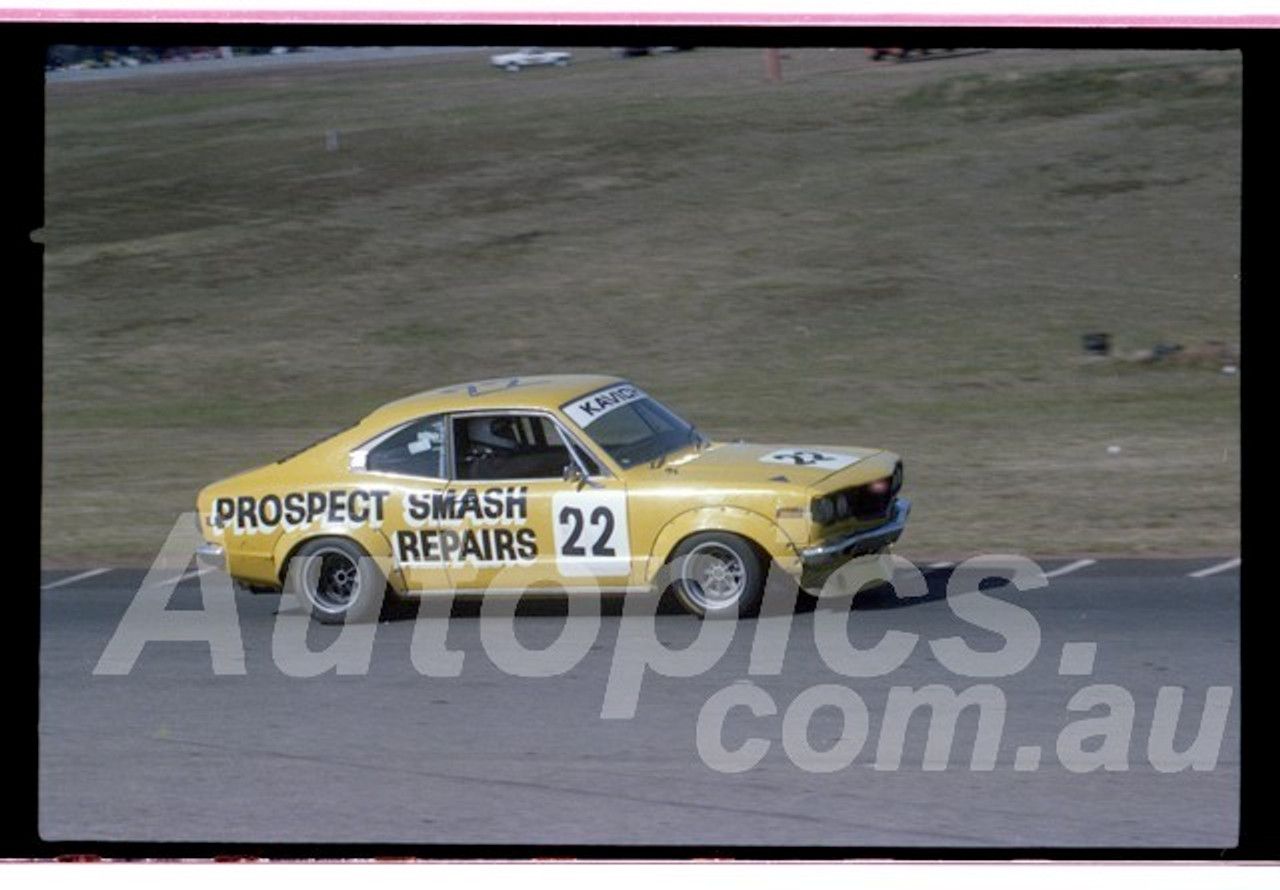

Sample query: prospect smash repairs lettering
[395,527,539,566]
[404,486,528,524]
[213,489,390,533]
[396,486,535,565]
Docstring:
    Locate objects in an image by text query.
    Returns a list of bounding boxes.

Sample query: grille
[821,462,903,524]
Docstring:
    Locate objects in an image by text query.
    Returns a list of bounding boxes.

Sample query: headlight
[835,492,851,519]
[811,496,835,524]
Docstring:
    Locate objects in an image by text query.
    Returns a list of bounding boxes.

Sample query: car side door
[443,410,634,594]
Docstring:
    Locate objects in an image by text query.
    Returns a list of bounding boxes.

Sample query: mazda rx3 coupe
[196,375,909,622]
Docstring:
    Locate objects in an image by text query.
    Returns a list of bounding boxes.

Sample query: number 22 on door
[552,490,631,578]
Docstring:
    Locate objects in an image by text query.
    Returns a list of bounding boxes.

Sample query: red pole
[764,48,782,83]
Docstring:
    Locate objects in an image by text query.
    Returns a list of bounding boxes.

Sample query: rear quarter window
[366,416,446,478]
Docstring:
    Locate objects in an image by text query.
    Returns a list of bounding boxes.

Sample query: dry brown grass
[42,47,1241,565]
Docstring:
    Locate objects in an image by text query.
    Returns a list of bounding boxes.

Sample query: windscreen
[562,383,700,468]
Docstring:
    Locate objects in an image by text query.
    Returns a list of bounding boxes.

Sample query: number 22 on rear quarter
[552,490,631,578]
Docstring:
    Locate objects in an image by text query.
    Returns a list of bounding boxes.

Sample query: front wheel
[669,532,765,618]
[287,537,388,624]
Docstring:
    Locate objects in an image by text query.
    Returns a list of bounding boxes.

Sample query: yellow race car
[196,375,909,621]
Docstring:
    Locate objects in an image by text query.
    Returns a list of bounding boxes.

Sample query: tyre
[670,532,765,618]
[287,537,388,624]
[505,63,521,72]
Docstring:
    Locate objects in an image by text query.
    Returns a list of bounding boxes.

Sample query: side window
[453,414,574,481]
[366,416,446,478]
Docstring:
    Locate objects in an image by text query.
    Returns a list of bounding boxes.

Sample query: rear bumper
[799,498,911,564]
[196,542,226,571]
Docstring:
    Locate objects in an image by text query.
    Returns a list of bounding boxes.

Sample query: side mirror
[563,463,602,489]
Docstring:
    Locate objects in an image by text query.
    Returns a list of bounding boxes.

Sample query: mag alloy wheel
[289,537,387,624]
[671,532,765,618]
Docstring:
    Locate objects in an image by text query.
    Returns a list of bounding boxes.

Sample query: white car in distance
[490,47,573,72]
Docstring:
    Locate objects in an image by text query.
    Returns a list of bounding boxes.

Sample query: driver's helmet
[468,416,519,450]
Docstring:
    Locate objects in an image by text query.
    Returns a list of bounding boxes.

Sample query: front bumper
[799,497,911,564]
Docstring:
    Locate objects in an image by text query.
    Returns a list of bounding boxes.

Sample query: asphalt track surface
[39,558,1239,848]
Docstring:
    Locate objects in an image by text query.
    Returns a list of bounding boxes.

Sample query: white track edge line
[40,567,112,591]
[1044,558,1097,579]
[1189,557,1241,578]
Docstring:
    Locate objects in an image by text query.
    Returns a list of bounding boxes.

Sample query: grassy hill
[42,47,1241,564]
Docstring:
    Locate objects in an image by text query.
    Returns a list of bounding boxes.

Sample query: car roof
[361,374,626,428]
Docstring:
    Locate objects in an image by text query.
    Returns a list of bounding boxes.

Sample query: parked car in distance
[613,46,696,58]
[490,47,573,71]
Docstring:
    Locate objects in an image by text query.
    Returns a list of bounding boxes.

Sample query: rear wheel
[670,532,765,618]
[287,537,387,624]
